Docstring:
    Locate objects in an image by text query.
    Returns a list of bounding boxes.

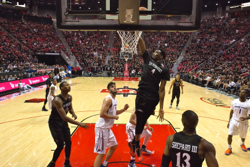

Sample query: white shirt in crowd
[205,76,211,81]
[228,81,236,87]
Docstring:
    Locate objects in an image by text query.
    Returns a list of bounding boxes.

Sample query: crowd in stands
[1,8,250,98]
[63,31,109,75]
[179,12,250,96]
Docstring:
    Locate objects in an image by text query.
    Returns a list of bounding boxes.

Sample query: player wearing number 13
[161,110,218,167]
[225,89,250,155]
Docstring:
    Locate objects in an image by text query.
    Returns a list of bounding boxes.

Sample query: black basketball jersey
[46,78,53,91]
[173,79,181,90]
[138,50,170,96]
[49,94,71,121]
[170,132,204,167]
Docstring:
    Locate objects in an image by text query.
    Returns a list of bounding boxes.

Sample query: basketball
[139,7,148,11]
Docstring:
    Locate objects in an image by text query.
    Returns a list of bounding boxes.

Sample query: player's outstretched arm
[138,36,146,55]
[116,104,129,115]
[157,80,167,122]
[100,98,118,120]
[54,97,89,129]
[203,140,219,167]
[161,135,173,167]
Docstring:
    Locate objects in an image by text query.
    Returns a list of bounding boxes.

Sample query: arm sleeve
[162,67,170,81]
[142,50,151,64]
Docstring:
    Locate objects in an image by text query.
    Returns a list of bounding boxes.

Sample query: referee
[42,72,53,111]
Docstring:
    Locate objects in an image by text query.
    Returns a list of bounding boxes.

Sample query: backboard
[56,0,202,32]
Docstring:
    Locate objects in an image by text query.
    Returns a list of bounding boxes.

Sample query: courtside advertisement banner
[0,75,49,93]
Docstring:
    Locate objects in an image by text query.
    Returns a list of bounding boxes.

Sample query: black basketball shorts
[49,120,71,143]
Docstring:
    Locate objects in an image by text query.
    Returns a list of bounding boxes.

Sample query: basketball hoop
[117,31,142,55]
[124,55,129,62]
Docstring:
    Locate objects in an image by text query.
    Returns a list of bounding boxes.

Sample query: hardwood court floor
[0,77,249,167]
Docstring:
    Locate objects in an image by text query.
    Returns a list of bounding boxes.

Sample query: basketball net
[117,31,142,55]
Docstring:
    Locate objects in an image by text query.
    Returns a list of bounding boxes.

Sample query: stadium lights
[79,7,81,9]
[100,8,102,10]
[228,1,230,3]
[216,3,218,6]
[88,7,90,9]
[153,2,156,4]
[98,1,100,3]
[205,5,207,7]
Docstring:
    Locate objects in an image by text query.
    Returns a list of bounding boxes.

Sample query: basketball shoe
[176,106,180,110]
[169,105,172,109]
[241,144,247,152]
[136,148,143,162]
[225,148,232,155]
[128,160,137,167]
[141,146,152,154]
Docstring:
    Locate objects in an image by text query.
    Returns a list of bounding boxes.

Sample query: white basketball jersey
[48,84,57,98]
[95,95,117,129]
[126,116,136,129]
[231,99,250,122]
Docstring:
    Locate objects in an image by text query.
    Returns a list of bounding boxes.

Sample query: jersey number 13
[176,152,191,167]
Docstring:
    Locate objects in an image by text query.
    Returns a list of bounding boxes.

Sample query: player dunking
[161,110,219,167]
[132,34,170,161]
[168,73,183,110]
[47,81,89,167]
[94,82,129,167]
[48,79,57,110]
[42,72,53,111]
[225,89,250,155]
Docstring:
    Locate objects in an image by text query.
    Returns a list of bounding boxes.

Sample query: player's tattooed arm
[138,36,146,55]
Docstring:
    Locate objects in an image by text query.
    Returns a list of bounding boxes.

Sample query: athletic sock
[132,138,135,145]
[228,144,232,149]
[131,156,135,161]
[135,141,140,149]
[103,160,108,166]
[241,142,244,145]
